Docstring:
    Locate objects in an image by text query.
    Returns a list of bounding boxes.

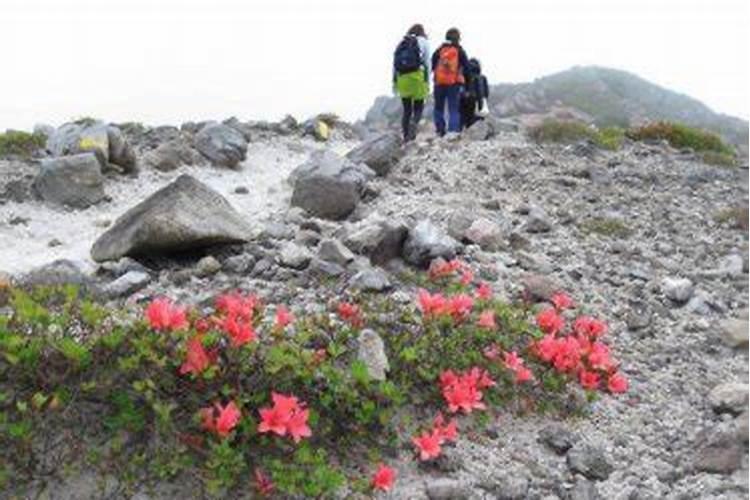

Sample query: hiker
[431,27,470,137]
[460,58,490,130]
[393,24,431,142]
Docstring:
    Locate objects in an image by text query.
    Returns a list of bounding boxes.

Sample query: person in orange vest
[431,27,470,136]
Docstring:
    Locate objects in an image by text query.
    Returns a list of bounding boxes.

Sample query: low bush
[0,262,628,497]
[627,121,734,155]
[580,217,632,239]
[528,120,625,151]
[701,151,737,168]
[0,131,46,157]
[715,205,749,231]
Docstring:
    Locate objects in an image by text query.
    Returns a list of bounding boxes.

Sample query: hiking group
[393,24,489,142]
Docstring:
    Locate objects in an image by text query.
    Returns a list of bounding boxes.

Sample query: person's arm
[431,48,440,75]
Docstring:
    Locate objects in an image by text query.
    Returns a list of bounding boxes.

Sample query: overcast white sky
[1,0,748,130]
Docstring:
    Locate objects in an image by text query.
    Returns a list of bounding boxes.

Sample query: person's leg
[464,96,477,129]
[459,94,472,130]
[401,98,413,141]
[433,86,447,137]
[411,99,424,140]
[447,86,461,133]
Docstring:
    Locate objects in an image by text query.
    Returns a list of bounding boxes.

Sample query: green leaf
[350,360,370,385]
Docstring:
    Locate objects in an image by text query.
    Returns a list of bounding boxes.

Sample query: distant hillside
[364,65,748,150]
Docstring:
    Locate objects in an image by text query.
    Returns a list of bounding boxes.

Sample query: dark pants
[433,84,461,135]
[460,94,480,130]
[401,98,424,141]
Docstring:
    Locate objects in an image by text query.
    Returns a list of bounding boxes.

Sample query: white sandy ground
[0,138,355,276]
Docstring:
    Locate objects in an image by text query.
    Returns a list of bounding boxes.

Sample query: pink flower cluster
[533,293,628,394]
[439,367,496,414]
[258,392,312,443]
[411,412,459,460]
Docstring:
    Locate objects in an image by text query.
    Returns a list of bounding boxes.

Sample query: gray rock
[425,478,469,500]
[708,382,748,415]
[308,258,346,278]
[98,257,149,278]
[33,153,106,209]
[522,273,561,302]
[20,259,95,289]
[356,329,389,381]
[33,123,55,138]
[717,253,744,277]
[47,121,109,165]
[489,472,530,500]
[661,277,694,304]
[566,443,613,480]
[102,270,151,298]
[278,242,312,270]
[143,140,204,171]
[719,318,749,348]
[318,238,355,266]
[737,411,749,443]
[195,256,222,277]
[224,254,255,274]
[349,267,392,292]
[290,149,375,220]
[524,206,553,233]
[345,130,403,176]
[569,477,601,500]
[539,424,576,454]
[343,218,408,265]
[403,220,460,268]
[194,123,248,168]
[694,424,744,474]
[464,118,496,141]
[463,217,507,251]
[91,175,251,262]
[106,125,136,173]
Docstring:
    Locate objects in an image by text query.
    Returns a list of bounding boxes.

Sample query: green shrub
[715,206,749,231]
[580,217,632,238]
[594,126,625,150]
[627,121,734,155]
[528,119,596,144]
[701,151,737,167]
[0,131,46,157]
[529,120,625,151]
[0,271,627,497]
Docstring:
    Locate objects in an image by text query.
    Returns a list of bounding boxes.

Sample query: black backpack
[394,36,422,75]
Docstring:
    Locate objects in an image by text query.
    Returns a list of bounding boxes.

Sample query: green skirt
[396,70,429,100]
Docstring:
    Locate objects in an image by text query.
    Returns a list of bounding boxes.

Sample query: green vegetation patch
[714,205,749,231]
[528,119,625,151]
[0,131,46,157]
[627,121,735,155]
[580,217,632,238]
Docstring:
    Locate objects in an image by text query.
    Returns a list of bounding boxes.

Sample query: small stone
[103,270,151,298]
[308,258,345,278]
[278,243,312,270]
[661,277,694,304]
[522,273,561,302]
[356,329,389,381]
[403,219,460,268]
[539,424,576,454]
[491,473,530,500]
[349,268,392,292]
[708,382,748,415]
[694,424,744,474]
[569,477,601,500]
[195,256,221,277]
[318,238,355,266]
[737,411,748,443]
[464,217,506,251]
[425,478,469,500]
[566,443,613,480]
[48,238,63,248]
[224,254,255,274]
[234,186,249,194]
[9,215,30,226]
[524,206,552,233]
[719,318,749,348]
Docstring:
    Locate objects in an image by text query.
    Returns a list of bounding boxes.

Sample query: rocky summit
[0,112,747,499]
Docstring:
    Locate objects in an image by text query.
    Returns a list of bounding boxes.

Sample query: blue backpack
[394,36,421,75]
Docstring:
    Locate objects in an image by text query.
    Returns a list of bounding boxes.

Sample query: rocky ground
[0,116,748,499]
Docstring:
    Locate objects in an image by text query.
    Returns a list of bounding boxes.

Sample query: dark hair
[446,27,461,43]
[407,24,426,38]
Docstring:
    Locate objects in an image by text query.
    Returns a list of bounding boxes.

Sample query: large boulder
[33,153,106,208]
[46,121,136,172]
[403,219,460,268]
[289,149,375,220]
[194,123,248,168]
[91,175,252,262]
[345,131,403,176]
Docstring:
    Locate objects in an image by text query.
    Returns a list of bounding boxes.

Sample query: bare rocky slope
[0,116,748,498]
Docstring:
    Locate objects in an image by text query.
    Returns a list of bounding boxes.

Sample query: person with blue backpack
[393,24,431,142]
